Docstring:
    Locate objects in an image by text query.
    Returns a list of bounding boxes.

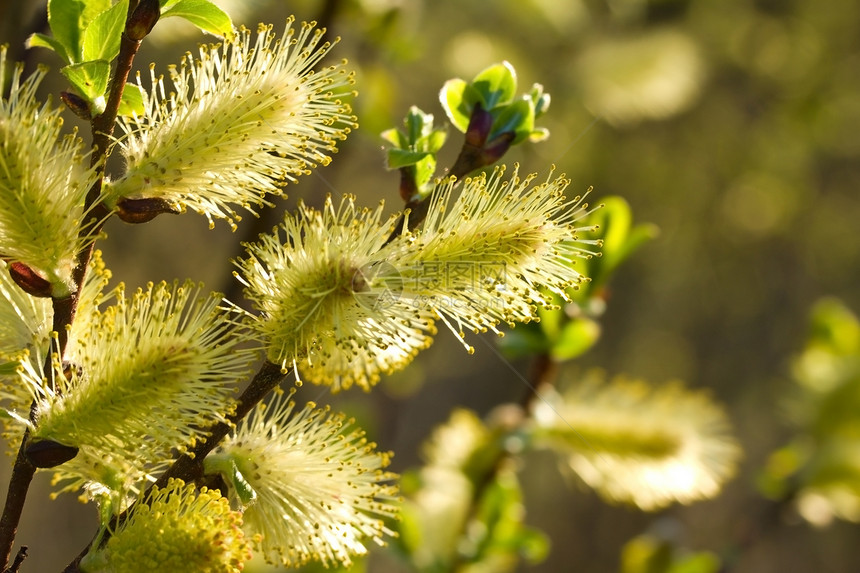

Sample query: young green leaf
[160,0,234,38]
[584,196,658,291]
[440,78,480,132]
[472,61,517,110]
[81,0,114,23]
[117,83,146,117]
[82,0,129,62]
[60,60,110,114]
[25,33,69,61]
[47,0,86,63]
[550,317,601,361]
[490,97,535,144]
[386,148,433,170]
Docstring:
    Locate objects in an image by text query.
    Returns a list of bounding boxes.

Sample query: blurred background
[2,0,860,571]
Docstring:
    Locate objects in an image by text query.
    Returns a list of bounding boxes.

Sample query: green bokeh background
[2,0,860,571]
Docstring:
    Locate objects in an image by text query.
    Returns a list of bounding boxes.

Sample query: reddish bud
[60,91,91,120]
[126,0,161,41]
[7,262,53,298]
[479,131,516,166]
[116,197,181,224]
[398,167,419,202]
[26,439,79,468]
[464,103,493,148]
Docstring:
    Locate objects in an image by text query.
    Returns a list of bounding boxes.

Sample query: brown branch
[0,433,35,571]
[0,6,145,569]
[3,545,27,573]
[150,360,288,489]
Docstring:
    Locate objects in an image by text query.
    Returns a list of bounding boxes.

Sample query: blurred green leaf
[497,323,550,359]
[459,467,548,572]
[82,0,128,62]
[117,83,146,117]
[580,196,658,293]
[622,534,720,573]
[536,296,564,340]
[25,33,68,60]
[160,0,233,38]
[809,298,860,357]
[550,317,601,361]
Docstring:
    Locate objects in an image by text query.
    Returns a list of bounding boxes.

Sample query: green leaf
[536,293,566,340]
[412,155,437,190]
[671,552,721,573]
[583,196,657,290]
[440,78,481,132]
[82,0,129,62]
[25,33,68,60]
[472,61,517,110]
[61,60,110,114]
[202,454,257,506]
[404,106,432,142]
[48,0,86,63]
[82,0,113,23]
[550,318,601,361]
[425,128,448,153]
[490,98,535,145]
[380,127,405,148]
[528,83,551,117]
[497,323,549,359]
[161,0,234,38]
[117,83,146,117]
[386,148,433,170]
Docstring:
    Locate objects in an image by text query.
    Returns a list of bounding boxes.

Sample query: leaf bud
[6,262,53,298]
[126,0,161,41]
[116,197,181,224]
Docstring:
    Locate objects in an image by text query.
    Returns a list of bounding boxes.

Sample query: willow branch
[0,9,144,570]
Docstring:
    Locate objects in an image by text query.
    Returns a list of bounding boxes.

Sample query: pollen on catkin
[79,479,252,573]
[399,164,603,351]
[236,194,435,392]
[0,46,100,296]
[207,389,400,568]
[105,19,357,229]
[17,281,255,499]
[531,371,742,510]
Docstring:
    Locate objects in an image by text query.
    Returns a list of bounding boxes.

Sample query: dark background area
[2,0,860,571]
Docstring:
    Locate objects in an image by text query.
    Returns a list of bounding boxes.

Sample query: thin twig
[0,7,143,569]
[3,545,27,573]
